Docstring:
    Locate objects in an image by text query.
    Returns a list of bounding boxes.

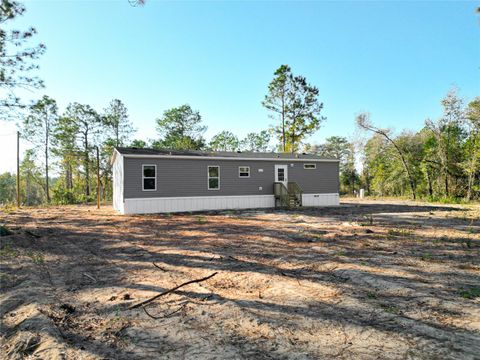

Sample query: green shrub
[196,216,207,224]
[0,244,18,257]
[0,225,12,236]
[52,188,78,205]
[420,252,433,261]
[459,288,480,299]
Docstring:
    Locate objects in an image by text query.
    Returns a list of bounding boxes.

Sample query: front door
[274,165,288,187]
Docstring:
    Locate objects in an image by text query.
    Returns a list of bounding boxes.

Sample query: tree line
[355,90,480,201]
[1,87,478,205]
[0,0,478,205]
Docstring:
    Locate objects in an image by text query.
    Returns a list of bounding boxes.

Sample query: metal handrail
[273,182,289,207]
[287,181,303,206]
[274,181,303,208]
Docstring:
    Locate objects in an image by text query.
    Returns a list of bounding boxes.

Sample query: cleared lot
[1,199,479,359]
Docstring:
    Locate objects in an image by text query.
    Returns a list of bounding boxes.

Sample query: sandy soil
[0,199,479,359]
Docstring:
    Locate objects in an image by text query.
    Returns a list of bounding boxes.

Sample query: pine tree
[22,95,57,202]
[0,0,45,119]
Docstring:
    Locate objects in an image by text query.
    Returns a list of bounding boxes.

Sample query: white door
[274,165,288,187]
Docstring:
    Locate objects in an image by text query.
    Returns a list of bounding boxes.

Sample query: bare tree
[356,113,417,199]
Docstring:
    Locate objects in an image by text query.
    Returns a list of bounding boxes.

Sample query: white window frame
[238,166,250,178]
[142,164,157,191]
[304,163,316,170]
[207,165,220,190]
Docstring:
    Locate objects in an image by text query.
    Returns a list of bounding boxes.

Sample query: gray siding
[123,157,339,199]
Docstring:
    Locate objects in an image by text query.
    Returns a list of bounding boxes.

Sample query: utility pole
[96,146,100,209]
[16,131,20,207]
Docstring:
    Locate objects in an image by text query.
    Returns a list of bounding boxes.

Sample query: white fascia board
[110,149,123,165]
[122,154,339,162]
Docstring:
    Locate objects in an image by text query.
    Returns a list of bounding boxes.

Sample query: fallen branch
[152,262,167,271]
[128,272,218,310]
[25,230,41,238]
[142,303,187,319]
[82,272,97,283]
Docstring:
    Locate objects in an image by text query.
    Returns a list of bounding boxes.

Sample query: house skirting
[120,193,339,214]
[302,193,340,207]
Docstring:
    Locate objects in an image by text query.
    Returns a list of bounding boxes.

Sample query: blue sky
[1,0,479,172]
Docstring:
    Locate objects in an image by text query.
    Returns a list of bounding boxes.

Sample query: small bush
[52,188,78,205]
[27,251,45,265]
[459,288,480,299]
[0,225,13,236]
[0,203,16,214]
[196,216,207,224]
[360,214,374,226]
[0,244,19,258]
[420,252,433,261]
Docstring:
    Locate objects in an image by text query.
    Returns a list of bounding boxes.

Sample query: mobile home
[112,148,339,214]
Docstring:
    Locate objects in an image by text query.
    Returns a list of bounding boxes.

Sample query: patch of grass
[114,305,124,321]
[420,252,433,261]
[309,234,325,242]
[467,227,477,234]
[367,292,377,299]
[0,225,13,236]
[196,216,207,224]
[360,261,368,266]
[0,203,16,214]
[387,228,413,237]
[27,251,45,265]
[381,304,400,314]
[164,213,173,218]
[459,288,480,299]
[360,214,374,226]
[0,244,19,258]
[433,236,449,244]
[463,239,473,249]
[425,195,470,205]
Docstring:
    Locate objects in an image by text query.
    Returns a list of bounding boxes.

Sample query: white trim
[122,154,339,162]
[142,164,157,191]
[127,194,274,201]
[304,163,316,169]
[238,166,250,178]
[207,165,220,190]
[120,193,340,214]
[113,153,124,213]
[274,164,288,186]
[110,148,122,165]
[123,195,275,214]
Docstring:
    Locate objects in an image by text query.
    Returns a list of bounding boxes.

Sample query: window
[208,166,220,190]
[304,164,316,169]
[238,166,250,178]
[142,165,156,191]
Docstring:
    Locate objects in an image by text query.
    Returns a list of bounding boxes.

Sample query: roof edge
[121,153,340,162]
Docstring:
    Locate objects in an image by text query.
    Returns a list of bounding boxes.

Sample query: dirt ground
[0,199,479,360]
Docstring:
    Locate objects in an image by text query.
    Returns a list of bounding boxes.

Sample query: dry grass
[0,199,479,359]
